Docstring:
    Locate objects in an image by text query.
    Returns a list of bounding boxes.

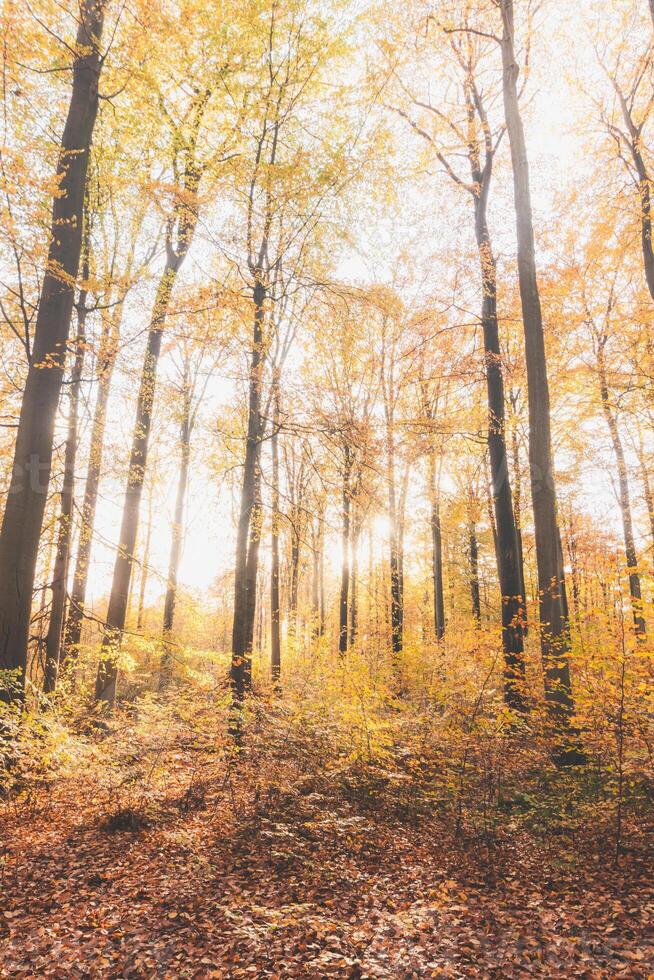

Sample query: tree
[498,0,575,724]
[0,0,107,699]
[385,9,528,710]
[93,0,245,703]
[43,217,90,693]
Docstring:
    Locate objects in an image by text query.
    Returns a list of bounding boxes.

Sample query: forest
[0,0,653,975]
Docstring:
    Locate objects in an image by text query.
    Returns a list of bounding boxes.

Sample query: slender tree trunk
[0,0,105,698]
[231,280,266,700]
[388,475,403,657]
[637,446,654,571]
[429,448,445,641]
[318,510,325,636]
[473,190,527,709]
[94,84,206,706]
[95,262,180,705]
[43,257,88,693]
[349,514,359,645]
[500,0,575,723]
[159,393,192,687]
[510,417,528,634]
[339,451,351,657]
[136,491,153,632]
[270,373,281,681]
[243,456,263,687]
[62,305,121,663]
[468,523,481,625]
[597,342,646,634]
[289,519,300,641]
[311,535,320,635]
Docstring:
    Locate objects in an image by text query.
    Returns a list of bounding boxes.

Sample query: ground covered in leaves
[1,695,653,978]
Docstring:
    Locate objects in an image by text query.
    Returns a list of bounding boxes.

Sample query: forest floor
[1,694,653,979]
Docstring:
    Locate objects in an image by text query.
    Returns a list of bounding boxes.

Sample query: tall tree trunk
[500,0,575,722]
[0,0,105,699]
[510,415,528,635]
[159,389,192,687]
[468,523,481,625]
[310,511,323,639]
[94,87,207,706]
[388,479,403,657]
[136,490,154,633]
[596,342,646,634]
[317,508,325,637]
[339,450,351,657]
[637,444,654,571]
[231,280,266,700]
[289,519,300,641]
[349,512,359,645]
[243,455,263,688]
[95,263,180,705]
[612,75,654,300]
[270,372,281,681]
[62,304,121,663]
[429,448,445,641]
[473,183,527,709]
[43,248,88,693]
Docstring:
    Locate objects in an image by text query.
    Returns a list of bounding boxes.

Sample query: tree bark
[468,522,481,624]
[0,0,105,698]
[339,450,351,657]
[429,448,446,641]
[62,304,121,663]
[159,384,192,687]
[43,247,88,693]
[231,280,266,699]
[500,0,575,722]
[94,265,179,705]
[95,88,207,706]
[349,510,359,645]
[136,490,154,633]
[596,341,646,634]
[637,444,654,571]
[270,371,281,681]
[615,88,654,301]
[473,177,527,709]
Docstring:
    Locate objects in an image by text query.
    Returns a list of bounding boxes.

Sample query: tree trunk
[500,0,575,722]
[468,523,481,624]
[136,490,154,633]
[270,372,281,681]
[159,391,192,687]
[597,342,646,634]
[62,305,121,663]
[317,508,325,637]
[349,514,359,645]
[95,263,179,705]
[43,253,88,693]
[289,519,300,641]
[94,83,207,706]
[473,185,527,709]
[310,512,323,639]
[637,445,654,571]
[339,451,351,657]
[231,280,266,700]
[0,0,105,698]
[429,448,445,641]
[510,417,528,635]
